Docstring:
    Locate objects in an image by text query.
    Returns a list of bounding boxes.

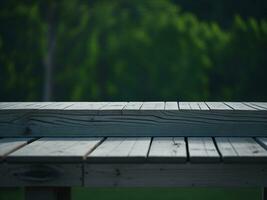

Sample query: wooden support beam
[263,187,267,200]
[1,102,266,137]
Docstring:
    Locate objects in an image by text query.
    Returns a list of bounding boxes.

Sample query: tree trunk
[43,2,57,101]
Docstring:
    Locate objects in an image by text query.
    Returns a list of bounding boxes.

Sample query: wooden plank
[65,102,108,110]
[188,102,200,110]
[180,102,209,110]
[257,137,267,147]
[224,102,256,110]
[0,102,18,109]
[123,102,143,110]
[63,102,108,115]
[84,163,267,187]
[197,102,210,110]
[0,138,34,160]
[99,102,128,115]
[0,102,267,137]
[87,137,151,162]
[164,102,178,110]
[0,163,82,187]
[215,137,238,159]
[40,102,74,110]
[188,137,220,162]
[122,102,143,115]
[7,137,103,162]
[141,102,165,110]
[216,137,267,162]
[179,102,191,110]
[101,102,128,110]
[148,137,186,162]
[205,102,232,110]
[251,102,267,110]
[0,102,33,110]
[0,102,52,110]
[243,102,266,110]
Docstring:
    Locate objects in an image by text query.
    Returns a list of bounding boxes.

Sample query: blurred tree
[0,0,44,101]
[0,0,266,101]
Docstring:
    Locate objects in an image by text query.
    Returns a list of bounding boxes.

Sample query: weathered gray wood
[205,102,232,110]
[256,137,267,151]
[7,137,103,162]
[179,102,191,110]
[188,102,201,110]
[165,102,178,110]
[87,137,151,162]
[123,102,143,110]
[0,163,81,187]
[65,102,108,111]
[197,102,210,110]
[1,102,267,137]
[148,137,186,162]
[224,102,256,110]
[99,102,128,115]
[84,163,267,187]
[25,187,70,200]
[0,138,34,160]
[141,102,165,110]
[243,102,267,110]
[179,102,209,110]
[0,102,55,111]
[0,102,20,109]
[188,137,220,162]
[216,137,267,162]
[252,102,267,109]
[39,102,74,110]
[122,102,143,115]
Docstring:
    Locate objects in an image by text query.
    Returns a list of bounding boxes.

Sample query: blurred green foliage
[0,0,266,101]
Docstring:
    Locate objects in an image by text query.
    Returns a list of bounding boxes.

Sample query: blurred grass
[0,187,261,200]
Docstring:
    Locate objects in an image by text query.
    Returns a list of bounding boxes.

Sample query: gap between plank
[82,137,106,160]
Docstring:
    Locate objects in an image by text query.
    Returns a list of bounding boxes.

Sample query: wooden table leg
[263,187,267,200]
[25,187,71,200]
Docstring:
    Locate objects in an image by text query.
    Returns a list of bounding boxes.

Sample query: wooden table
[0,102,267,200]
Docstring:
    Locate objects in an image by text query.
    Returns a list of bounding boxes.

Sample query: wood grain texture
[224,102,256,110]
[141,102,165,110]
[197,102,210,110]
[251,102,267,109]
[243,102,267,110]
[123,102,143,111]
[7,137,103,162]
[179,102,191,110]
[0,102,267,137]
[84,163,267,187]
[188,137,220,163]
[216,137,267,162]
[165,102,178,110]
[65,102,108,110]
[87,137,151,162]
[0,163,82,187]
[205,102,232,110]
[255,137,267,151]
[0,102,49,110]
[99,102,128,115]
[0,138,34,160]
[148,137,186,162]
[188,102,201,110]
